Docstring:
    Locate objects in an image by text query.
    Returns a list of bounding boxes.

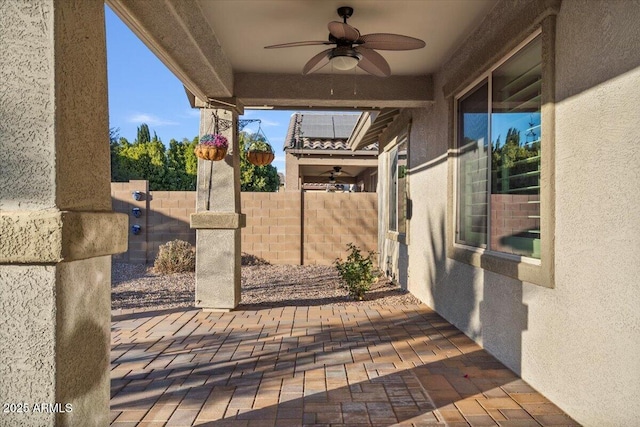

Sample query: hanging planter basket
[247,150,275,166]
[195,133,228,161]
[244,128,275,166]
[194,145,227,161]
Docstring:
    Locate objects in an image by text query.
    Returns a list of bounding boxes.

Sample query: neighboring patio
[110,303,578,426]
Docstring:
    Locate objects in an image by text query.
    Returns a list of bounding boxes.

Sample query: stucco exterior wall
[1,1,123,424]
[398,1,640,425]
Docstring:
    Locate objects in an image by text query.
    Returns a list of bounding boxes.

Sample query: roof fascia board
[350,108,400,151]
[295,157,379,166]
[235,73,433,109]
[379,109,412,152]
[347,112,377,151]
[286,149,378,156]
[106,0,233,100]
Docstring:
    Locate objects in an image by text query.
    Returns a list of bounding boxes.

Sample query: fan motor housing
[330,47,361,61]
[337,6,354,20]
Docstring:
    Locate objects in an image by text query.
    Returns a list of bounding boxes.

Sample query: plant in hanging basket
[194,133,228,161]
[246,139,275,166]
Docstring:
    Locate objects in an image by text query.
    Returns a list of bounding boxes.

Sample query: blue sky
[105,6,293,173]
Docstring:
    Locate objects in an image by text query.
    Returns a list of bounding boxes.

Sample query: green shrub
[154,239,195,274]
[334,243,378,301]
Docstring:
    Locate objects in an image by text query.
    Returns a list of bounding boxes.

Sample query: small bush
[334,243,378,301]
[241,252,271,266]
[154,239,195,274]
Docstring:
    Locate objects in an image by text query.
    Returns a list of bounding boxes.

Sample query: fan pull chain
[330,61,334,95]
[353,66,357,95]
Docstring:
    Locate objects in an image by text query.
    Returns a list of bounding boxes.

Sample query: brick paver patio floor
[110,304,579,426]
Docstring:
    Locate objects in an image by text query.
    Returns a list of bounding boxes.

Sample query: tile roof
[284,113,378,151]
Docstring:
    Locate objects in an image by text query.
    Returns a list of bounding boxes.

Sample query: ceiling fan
[322,166,350,184]
[264,6,426,77]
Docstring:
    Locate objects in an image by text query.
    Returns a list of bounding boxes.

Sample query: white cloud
[128,113,179,126]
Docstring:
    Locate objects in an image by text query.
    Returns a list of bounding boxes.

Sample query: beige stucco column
[190,108,245,311]
[0,1,127,426]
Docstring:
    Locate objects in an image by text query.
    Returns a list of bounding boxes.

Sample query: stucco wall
[399,1,640,425]
[1,1,120,424]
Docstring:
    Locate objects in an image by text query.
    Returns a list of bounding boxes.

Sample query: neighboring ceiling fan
[264,6,425,77]
[322,166,350,184]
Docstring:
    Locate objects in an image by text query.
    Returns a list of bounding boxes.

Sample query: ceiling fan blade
[355,47,391,77]
[265,40,333,49]
[359,33,426,50]
[328,21,360,42]
[302,49,332,75]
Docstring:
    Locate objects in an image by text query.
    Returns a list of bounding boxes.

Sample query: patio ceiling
[107,0,497,109]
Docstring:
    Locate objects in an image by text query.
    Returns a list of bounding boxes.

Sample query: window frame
[389,145,399,232]
[448,27,556,288]
[387,131,408,237]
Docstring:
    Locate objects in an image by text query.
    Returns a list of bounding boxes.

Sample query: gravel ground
[112,256,422,311]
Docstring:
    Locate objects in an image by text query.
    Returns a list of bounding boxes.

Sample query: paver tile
[111,304,577,426]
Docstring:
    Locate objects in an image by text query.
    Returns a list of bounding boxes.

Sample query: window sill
[447,243,553,288]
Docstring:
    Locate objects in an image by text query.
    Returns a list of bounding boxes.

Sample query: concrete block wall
[241,192,302,265]
[111,180,150,263]
[111,181,196,263]
[303,192,378,265]
[111,181,378,265]
[148,191,197,261]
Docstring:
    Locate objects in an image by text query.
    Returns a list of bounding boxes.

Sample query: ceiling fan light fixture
[330,49,361,70]
[266,6,425,77]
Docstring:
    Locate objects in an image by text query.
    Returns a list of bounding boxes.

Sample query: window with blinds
[456,35,542,259]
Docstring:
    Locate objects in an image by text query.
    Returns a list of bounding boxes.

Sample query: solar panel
[299,114,358,139]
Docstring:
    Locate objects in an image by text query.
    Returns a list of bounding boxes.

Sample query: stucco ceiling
[198,0,498,76]
[107,0,499,108]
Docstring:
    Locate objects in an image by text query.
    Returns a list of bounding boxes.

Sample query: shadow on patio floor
[110,305,578,426]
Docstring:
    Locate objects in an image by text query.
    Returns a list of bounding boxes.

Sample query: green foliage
[166,138,198,190]
[154,239,196,274]
[111,126,278,192]
[137,123,151,143]
[398,165,407,179]
[245,133,273,153]
[111,126,197,191]
[334,243,378,301]
[113,137,168,190]
[491,127,540,194]
[240,131,279,192]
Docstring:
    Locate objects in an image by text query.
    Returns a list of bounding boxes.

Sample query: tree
[239,131,279,192]
[136,123,151,143]
[111,124,168,189]
[166,138,198,190]
[492,127,540,193]
[109,127,279,192]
